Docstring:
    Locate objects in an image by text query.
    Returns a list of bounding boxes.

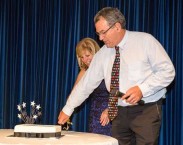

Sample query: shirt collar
[117,30,128,50]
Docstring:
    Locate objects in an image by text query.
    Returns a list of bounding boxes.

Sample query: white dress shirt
[63,30,175,116]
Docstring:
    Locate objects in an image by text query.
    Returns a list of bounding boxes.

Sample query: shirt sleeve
[138,34,175,97]
[62,52,104,116]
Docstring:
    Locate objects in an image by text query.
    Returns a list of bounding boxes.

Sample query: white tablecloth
[0,129,118,145]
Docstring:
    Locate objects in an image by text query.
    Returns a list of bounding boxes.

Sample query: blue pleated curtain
[0,0,182,145]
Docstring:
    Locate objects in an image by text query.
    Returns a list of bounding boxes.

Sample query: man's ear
[115,22,122,31]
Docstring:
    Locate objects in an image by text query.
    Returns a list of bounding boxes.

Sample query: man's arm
[139,35,175,97]
[58,53,104,124]
[122,34,175,104]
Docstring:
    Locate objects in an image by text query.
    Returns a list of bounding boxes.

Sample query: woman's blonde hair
[76,38,100,70]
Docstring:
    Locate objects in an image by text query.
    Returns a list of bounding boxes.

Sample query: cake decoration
[17,101,42,124]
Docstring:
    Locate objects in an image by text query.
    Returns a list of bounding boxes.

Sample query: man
[58,7,175,145]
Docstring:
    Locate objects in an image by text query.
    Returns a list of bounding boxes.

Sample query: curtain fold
[0,0,182,144]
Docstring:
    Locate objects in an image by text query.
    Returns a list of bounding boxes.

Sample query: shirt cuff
[62,105,74,116]
[138,83,153,97]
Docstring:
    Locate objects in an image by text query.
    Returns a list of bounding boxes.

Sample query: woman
[74,38,111,136]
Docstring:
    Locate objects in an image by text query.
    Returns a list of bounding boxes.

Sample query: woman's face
[80,50,94,67]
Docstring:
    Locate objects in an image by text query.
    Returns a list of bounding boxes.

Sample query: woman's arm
[73,69,86,87]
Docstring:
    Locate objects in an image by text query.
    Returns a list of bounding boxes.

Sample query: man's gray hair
[94,7,126,29]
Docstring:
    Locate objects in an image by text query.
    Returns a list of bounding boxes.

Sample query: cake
[14,124,61,138]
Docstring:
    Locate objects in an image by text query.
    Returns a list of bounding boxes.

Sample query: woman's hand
[100,108,110,126]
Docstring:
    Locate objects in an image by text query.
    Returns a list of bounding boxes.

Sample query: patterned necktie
[108,46,120,121]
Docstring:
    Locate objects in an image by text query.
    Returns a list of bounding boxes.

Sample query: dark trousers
[112,99,162,145]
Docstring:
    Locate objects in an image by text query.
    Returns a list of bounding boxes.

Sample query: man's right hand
[58,111,70,125]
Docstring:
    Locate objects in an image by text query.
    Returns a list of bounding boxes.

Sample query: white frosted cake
[14,124,61,138]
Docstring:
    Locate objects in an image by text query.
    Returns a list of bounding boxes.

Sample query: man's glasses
[96,22,117,36]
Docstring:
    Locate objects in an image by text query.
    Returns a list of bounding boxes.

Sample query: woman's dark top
[88,80,111,136]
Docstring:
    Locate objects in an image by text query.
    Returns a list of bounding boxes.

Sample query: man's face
[95,17,117,48]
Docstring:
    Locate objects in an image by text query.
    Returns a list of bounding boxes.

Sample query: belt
[118,98,163,108]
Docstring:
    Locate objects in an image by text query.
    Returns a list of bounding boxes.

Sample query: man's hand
[122,86,143,104]
[58,111,70,125]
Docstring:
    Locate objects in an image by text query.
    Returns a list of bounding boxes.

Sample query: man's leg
[130,101,162,145]
[112,99,162,145]
[112,107,135,145]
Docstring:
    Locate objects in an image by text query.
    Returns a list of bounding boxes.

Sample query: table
[0,129,118,145]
